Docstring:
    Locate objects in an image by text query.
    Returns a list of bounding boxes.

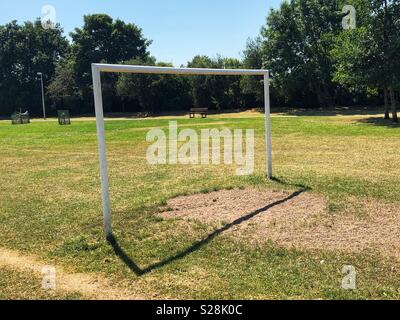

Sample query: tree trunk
[389,88,399,123]
[383,86,390,119]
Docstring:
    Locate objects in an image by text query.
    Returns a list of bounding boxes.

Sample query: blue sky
[1,0,282,66]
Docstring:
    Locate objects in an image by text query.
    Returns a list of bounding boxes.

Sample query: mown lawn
[0,112,399,299]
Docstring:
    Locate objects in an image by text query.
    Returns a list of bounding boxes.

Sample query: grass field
[0,110,399,300]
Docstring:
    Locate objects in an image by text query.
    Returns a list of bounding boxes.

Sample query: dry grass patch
[159,188,400,259]
[275,136,399,184]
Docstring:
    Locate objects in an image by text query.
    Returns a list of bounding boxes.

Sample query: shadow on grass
[356,117,400,128]
[279,106,385,117]
[108,189,306,276]
[270,176,311,191]
[78,109,251,120]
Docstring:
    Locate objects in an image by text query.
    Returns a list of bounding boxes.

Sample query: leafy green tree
[188,55,243,111]
[187,55,216,108]
[381,0,400,122]
[116,57,192,114]
[333,0,400,121]
[47,59,82,112]
[261,0,345,107]
[67,14,151,112]
[333,1,385,114]
[241,37,264,107]
[210,56,243,110]
[0,19,68,116]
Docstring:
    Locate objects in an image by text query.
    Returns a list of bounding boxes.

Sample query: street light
[37,72,46,120]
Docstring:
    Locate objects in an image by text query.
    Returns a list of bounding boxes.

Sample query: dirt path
[0,247,143,300]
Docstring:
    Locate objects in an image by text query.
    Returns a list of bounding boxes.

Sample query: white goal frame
[92,63,272,239]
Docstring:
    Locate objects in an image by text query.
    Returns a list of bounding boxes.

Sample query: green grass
[0,112,399,299]
[0,267,82,300]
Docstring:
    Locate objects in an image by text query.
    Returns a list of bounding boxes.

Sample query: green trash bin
[11,111,30,125]
[58,110,71,125]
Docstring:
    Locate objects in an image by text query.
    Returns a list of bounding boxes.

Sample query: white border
[92,63,272,238]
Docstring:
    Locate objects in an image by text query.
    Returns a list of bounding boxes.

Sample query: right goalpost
[92,63,272,238]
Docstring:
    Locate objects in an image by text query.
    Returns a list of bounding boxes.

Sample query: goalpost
[92,63,272,239]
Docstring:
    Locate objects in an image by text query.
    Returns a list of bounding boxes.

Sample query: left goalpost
[91,63,272,239]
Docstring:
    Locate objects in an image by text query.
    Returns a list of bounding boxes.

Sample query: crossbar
[92,63,272,239]
[93,63,269,76]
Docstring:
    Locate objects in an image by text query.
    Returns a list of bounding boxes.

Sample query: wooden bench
[189,108,208,118]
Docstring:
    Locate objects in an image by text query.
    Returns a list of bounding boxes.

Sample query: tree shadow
[356,117,400,128]
[108,189,306,276]
[279,106,385,117]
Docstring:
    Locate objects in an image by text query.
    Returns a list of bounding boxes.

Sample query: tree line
[0,0,399,121]
[262,0,400,122]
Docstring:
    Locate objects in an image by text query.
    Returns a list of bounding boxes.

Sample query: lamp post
[37,72,46,120]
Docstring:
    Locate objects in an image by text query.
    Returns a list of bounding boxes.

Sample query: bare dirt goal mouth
[159,188,400,259]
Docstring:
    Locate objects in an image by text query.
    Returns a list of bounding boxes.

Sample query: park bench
[189,108,208,119]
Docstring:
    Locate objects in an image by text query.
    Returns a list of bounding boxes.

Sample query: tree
[67,14,151,112]
[241,37,264,107]
[332,0,400,121]
[187,55,216,109]
[261,0,345,107]
[382,0,400,122]
[116,57,192,114]
[187,55,243,111]
[332,1,379,103]
[0,19,68,116]
[47,59,82,112]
